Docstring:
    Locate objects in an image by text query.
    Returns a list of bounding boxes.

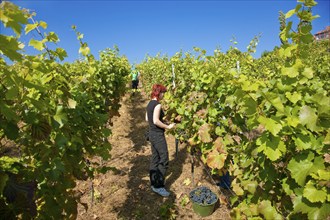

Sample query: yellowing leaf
[206,149,227,169]
[213,137,224,150]
[198,123,212,143]
[232,182,244,196]
[183,178,191,186]
[68,98,77,109]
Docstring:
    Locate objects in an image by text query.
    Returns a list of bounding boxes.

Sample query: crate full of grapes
[189,186,218,217]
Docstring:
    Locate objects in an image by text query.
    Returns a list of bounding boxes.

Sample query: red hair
[151,84,167,101]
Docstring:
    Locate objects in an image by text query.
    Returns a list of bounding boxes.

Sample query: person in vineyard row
[145,84,175,197]
[131,67,139,95]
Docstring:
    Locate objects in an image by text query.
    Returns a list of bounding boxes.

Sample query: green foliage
[139,1,329,219]
[159,202,178,220]
[0,2,130,219]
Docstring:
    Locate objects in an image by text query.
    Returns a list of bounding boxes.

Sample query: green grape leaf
[281,66,299,78]
[242,181,258,194]
[0,156,20,173]
[257,135,286,161]
[257,116,282,136]
[263,92,285,113]
[285,9,296,19]
[0,173,9,193]
[53,105,68,128]
[207,107,218,118]
[0,102,19,121]
[293,134,312,150]
[25,23,38,34]
[5,86,19,100]
[287,152,325,186]
[46,32,59,42]
[302,67,313,79]
[29,39,45,51]
[243,96,257,116]
[293,195,330,220]
[312,93,330,114]
[287,115,300,128]
[282,178,294,196]
[3,122,19,140]
[55,48,68,61]
[79,45,90,56]
[303,0,318,7]
[0,2,28,36]
[303,181,327,203]
[39,20,48,29]
[264,139,286,161]
[258,200,283,220]
[314,169,330,180]
[288,152,314,186]
[215,126,225,136]
[299,105,318,131]
[285,92,302,104]
[176,106,185,115]
[0,35,23,61]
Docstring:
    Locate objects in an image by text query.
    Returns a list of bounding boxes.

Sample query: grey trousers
[149,131,169,188]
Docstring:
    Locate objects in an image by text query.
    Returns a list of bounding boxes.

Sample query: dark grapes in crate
[189,186,217,205]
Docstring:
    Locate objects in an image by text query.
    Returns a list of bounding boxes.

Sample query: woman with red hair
[145,84,175,197]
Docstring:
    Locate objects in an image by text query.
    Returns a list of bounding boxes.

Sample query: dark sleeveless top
[146,100,165,133]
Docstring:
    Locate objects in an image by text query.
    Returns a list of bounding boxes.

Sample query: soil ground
[76,90,232,220]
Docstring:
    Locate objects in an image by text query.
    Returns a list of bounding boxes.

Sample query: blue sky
[2,0,329,64]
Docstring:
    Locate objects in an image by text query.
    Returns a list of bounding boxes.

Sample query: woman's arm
[153,104,175,129]
[145,111,148,122]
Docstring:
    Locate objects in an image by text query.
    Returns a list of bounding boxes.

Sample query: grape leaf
[258,116,282,136]
[293,195,330,220]
[53,105,68,128]
[25,23,38,34]
[285,91,302,104]
[299,105,319,131]
[29,39,45,51]
[287,153,325,186]
[258,200,283,220]
[198,123,212,143]
[206,149,227,170]
[303,181,327,203]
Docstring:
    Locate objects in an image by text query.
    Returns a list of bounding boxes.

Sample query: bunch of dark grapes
[189,186,217,205]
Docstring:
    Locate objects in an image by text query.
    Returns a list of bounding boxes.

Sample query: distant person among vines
[131,67,139,95]
[145,84,175,197]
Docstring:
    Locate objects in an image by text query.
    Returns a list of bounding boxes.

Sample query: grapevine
[138,1,329,219]
[0,2,130,218]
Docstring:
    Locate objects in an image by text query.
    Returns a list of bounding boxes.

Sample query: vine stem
[29,16,53,60]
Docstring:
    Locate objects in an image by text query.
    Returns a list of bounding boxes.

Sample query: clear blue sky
[2,0,329,64]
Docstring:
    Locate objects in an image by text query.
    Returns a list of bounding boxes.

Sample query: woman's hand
[167,123,176,129]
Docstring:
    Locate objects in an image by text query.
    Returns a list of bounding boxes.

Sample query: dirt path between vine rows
[76,90,231,220]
